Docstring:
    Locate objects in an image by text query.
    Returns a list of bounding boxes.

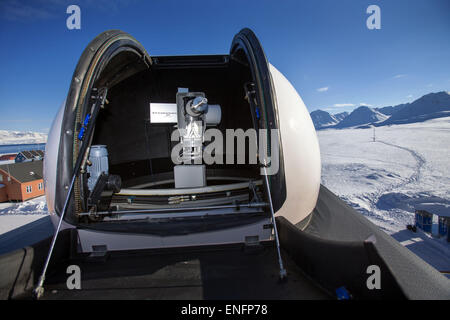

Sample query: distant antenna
[373,126,376,142]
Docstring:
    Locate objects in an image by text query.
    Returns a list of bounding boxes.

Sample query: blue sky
[0,0,449,132]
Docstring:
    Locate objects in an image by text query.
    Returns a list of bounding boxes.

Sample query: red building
[0,160,45,202]
[0,154,17,161]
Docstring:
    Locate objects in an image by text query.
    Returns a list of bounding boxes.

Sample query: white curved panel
[44,101,65,214]
[269,64,321,224]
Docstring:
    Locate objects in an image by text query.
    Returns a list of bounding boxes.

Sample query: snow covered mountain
[0,130,47,145]
[335,106,388,128]
[310,91,450,130]
[374,104,407,116]
[310,107,384,130]
[380,91,450,125]
[334,111,349,121]
[310,110,338,129]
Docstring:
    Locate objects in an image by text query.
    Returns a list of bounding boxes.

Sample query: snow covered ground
[318,116,450,274]
[0,196,49,233]
[0,196,51,255]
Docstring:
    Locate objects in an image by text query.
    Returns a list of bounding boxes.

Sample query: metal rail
[79,202,269,216]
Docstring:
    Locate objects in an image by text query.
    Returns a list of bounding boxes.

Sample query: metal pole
[33,87,107,299]
[33,174,76,299]
[246,82,286,279]
[262,165,287,280]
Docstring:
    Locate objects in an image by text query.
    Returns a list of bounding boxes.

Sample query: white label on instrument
[150,103,177,123]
